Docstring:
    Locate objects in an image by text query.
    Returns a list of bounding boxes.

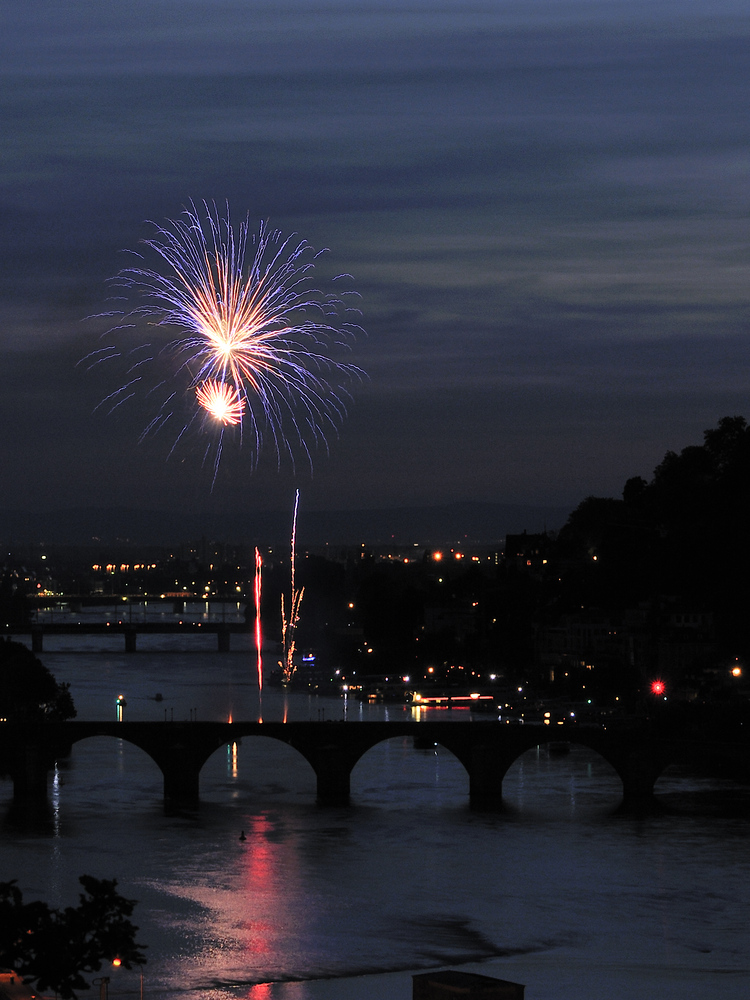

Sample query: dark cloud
[1,0,748,517]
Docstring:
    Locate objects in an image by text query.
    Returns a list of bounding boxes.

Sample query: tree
[0,876,146,999]
[0,638,76,722]
[0,572,32,631]
[549,415,750,663]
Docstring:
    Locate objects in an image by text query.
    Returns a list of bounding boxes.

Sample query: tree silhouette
[0,638,76,722]
[0,876,146,999]
[550,415,750,658]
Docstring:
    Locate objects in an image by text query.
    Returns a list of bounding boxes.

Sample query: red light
[650,679,665,696]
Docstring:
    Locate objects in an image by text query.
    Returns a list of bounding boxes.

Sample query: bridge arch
[60,733,163,800]
[501,739,622,815]
[198,733,317,804]
[350,734,468,807]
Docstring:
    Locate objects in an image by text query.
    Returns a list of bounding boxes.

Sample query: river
[2,610,749,1000]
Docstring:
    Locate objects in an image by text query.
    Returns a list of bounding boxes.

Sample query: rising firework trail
[86,201,364,482]
[254,546,263,692]
[280,489,304,686]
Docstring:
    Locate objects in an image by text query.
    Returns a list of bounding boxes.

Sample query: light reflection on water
[1,640,749,1000]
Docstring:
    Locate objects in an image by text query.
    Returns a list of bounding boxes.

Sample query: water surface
[2,632,748,999]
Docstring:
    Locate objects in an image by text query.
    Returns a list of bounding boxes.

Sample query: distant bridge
[21,621,249,652]
[1,720,747,813]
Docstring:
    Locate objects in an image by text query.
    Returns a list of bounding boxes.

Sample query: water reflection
[503,744,622,819]
[229,742,239,780]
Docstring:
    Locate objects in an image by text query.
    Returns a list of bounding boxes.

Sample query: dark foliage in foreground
[0,876,146,999]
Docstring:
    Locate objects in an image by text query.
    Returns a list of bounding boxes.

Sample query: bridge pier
[309,746,352,805]
[217,626,230,653]
[162,761,201,809]
[610,744,664,812]
[467,743,512,811]
[618,769,659,811]
[10,743,51,806]
[31,625,43,653]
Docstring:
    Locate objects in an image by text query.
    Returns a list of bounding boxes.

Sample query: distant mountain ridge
[0,501,573,547]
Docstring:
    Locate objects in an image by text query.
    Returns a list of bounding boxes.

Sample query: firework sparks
[280,489,304,686]
[195,379,244,425]
[87,201,364,480]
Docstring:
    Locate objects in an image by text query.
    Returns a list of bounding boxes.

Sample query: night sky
[2,0,749,525]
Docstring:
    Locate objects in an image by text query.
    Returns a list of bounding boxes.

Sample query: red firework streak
[254,546,263,691]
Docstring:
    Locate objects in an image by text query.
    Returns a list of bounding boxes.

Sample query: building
[0,970,39,1000]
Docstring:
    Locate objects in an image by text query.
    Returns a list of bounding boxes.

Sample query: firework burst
[195,379,244,426]
[87,201,364,479]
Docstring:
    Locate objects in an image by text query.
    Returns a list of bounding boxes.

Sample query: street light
[115,695,127,722]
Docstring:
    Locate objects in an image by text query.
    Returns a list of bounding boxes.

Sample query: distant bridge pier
[124,627,137,653]
[217,625,231,652]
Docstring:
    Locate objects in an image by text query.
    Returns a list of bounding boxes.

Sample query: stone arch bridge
[0,720,746,812]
